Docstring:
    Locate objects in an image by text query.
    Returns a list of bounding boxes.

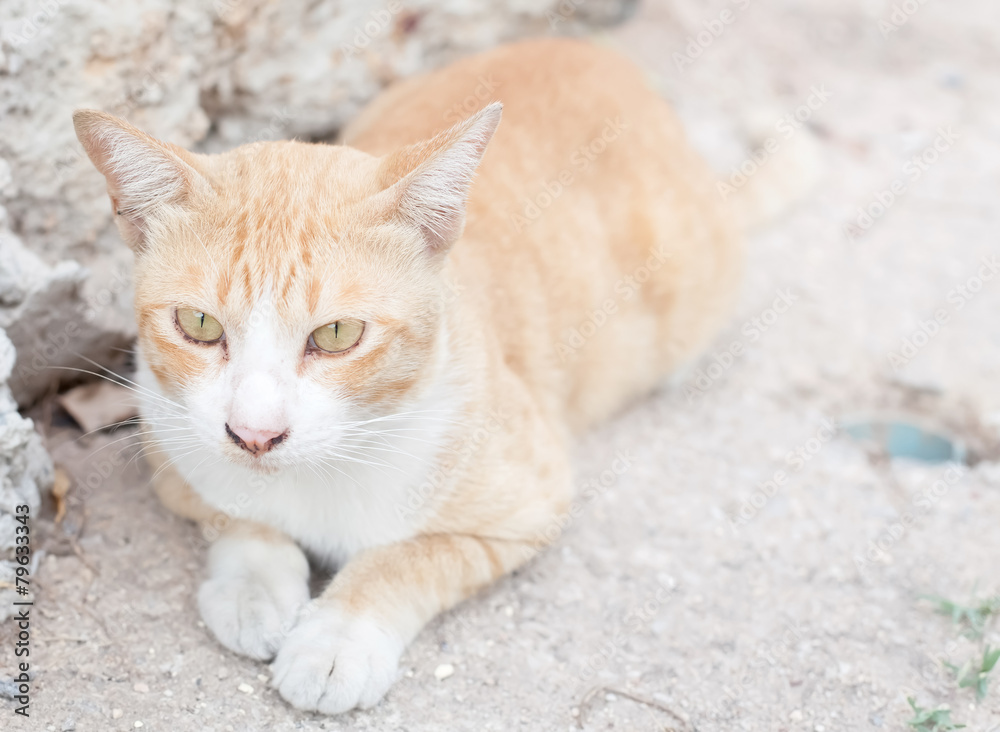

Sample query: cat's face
[74,105,500,472]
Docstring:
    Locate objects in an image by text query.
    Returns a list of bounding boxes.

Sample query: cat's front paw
[270,605,404,714]
[197,536,310,661]
[197,573,309,660]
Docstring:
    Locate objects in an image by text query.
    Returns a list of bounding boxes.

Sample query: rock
[0,327,52,621]
[0,209,133,407]
[434,663,455,681]
[0,0,631,406]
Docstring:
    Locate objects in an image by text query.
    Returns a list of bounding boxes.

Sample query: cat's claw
[270,606,404,714]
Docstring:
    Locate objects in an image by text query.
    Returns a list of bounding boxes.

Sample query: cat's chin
[227,452,286,475]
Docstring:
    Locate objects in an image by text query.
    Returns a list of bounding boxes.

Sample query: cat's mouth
[230,449,286,475]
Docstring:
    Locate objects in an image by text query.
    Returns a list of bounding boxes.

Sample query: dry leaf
[57,381,138,433]
[52,466,71,524]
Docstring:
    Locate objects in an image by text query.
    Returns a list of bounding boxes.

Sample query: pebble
[434,663,455,681]
[112,710,123,720]
[133,683,149,694]
[790,710,803,721]
[134,723,143,729]
[237,683,254,694]
[217,667,230,679]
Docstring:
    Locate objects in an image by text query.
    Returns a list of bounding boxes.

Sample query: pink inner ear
[381,103,502,252]
[73,110,202,250]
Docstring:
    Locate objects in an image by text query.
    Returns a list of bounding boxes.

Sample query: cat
[73,37,742,714]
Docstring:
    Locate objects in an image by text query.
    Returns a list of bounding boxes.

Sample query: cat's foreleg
[146,445,311,661]
[270,533,542,714]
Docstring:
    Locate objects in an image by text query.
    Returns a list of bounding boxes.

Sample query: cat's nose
[225,423,288,456]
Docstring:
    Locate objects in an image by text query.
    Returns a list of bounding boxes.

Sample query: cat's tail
[719,117,825,233]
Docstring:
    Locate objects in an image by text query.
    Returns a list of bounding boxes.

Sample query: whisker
[49,365,186,416]
[84,426,194,460]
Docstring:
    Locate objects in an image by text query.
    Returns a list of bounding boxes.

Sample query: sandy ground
[5,1,1000,730]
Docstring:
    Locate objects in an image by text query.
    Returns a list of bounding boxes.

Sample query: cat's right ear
[73,110,211,251]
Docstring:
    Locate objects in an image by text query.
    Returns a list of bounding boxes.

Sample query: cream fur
[73,38,742,714]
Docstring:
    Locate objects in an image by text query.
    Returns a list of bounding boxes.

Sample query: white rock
[434,663,455,681]
[0,327,51,621]
[0,1,628,407]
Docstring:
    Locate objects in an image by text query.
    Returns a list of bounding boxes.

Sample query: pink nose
[225,424,288,456]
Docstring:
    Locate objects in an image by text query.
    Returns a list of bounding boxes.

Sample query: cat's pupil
[198,313,205,328]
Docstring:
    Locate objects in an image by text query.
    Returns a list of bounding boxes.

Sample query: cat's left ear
[376,102,502,253]
[73,110,212,251]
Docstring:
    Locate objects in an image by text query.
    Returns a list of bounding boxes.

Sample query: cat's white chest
[183,452,433,567]
[135,362,454,567]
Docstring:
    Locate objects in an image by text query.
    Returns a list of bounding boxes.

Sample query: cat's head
[73,104,500,472]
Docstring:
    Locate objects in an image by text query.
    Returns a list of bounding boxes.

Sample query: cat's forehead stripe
[279,262,297,302]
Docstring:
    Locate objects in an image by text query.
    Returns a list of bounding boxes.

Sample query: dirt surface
[5,1,1000,730]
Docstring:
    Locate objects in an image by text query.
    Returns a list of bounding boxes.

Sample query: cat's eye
[176,308,224,343]
[310,319,364,354]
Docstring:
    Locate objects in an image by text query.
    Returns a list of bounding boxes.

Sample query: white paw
[198,574,308,660]
[197,537,310,661]
[270,605,404,714]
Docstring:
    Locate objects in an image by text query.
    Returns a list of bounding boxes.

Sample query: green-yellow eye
[310,319,364,353]
[176,308,224,343]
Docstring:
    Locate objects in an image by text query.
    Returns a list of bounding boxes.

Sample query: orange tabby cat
[73,38,740,713]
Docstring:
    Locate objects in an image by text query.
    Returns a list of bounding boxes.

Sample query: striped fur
[73,38,741,714]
